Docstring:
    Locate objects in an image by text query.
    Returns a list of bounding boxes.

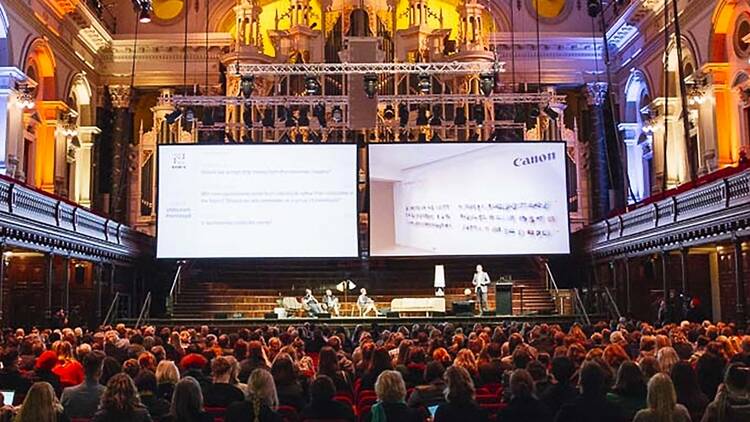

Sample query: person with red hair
[52,341,84,388]
[32,351,63,396]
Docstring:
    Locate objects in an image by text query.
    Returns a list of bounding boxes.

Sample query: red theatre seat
[278,404,301,422]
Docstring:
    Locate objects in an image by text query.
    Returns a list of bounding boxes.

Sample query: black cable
[535,1,541,92]
[183,0,189,96]
[663,0,669,192]
[205,0,210,93]
[510,0,516,90]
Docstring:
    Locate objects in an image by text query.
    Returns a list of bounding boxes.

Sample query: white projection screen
[157,144,359,259]
[368,142,570,256]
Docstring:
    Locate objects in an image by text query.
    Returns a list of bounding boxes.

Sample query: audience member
[555,362,621,422]
[497,368,552,422]
[606,361,647,422]
[701,363,750,422]
[300,375,355,422]
[633,373,691,422]
[13,382,69,422]
[60,350,106,419]
[91,373,152,422]
[161,377,213,422]
[204,356,245,407]
[434,366,488,422]
[155,359,179,401]
[671,361,709,421]
[134,370,170,419]
[368,370,422,422]
[407,361,447,409]
[225,369,283,422]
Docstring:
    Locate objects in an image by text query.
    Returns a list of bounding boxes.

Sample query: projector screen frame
[155,142,362,260]
[365,140,572,258]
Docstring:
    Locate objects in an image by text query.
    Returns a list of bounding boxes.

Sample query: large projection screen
[157,144,358,259]
[369,142,570,256]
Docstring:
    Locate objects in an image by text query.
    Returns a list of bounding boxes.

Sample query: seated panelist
[303,289,324,316]
[357,288,380,317]
[322,289,340,317]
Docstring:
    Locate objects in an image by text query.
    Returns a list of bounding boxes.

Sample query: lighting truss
[192,120,527,131]
[227,61,505,76]
[170,92,559,107]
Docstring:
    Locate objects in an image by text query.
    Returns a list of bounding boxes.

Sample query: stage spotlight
[313,103,327,127]
[279,133,292,143]
[165,108,182,124]
[418,72,431,94]
[416,105,429,126]
[454,106,467,125]
[543,105,559,120]
[472,103,485,127]
[430,132,442,142]
[284,107,296,127]
[363,73,378,98]
[331,105,343,123]
[298,106,310,126]
[587,0,601,17]
[430,105,442,126]
[241,132,253,143]
[383,104,395,120]
[304,74,321,95]
[398,103,409,127]
[262,108,274,128]
[479,72,495,97]
[240,74,255,98]
[138,2,152,23]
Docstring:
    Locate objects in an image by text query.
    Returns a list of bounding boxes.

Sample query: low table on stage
[390,297,446,317]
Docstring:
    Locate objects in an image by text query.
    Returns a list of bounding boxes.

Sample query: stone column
[585,82,610,220]
[62,255,70,315]
[108,85,131,222]
[0,67,27,178]
[95,261,103,323]
[734,236,747,330]
[660,250,668,301]
[75,126,100,208]
[624,257,631,315]
[680,247,689,294]
[46,254,54,322]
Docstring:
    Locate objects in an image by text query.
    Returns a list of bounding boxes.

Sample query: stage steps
[170,258,557,319]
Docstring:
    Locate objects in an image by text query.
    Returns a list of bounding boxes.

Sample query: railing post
[660,250,668,305]
[45,253,54,323]
[95,261,103,323]
[624,256,631,315]
[680,247,689,294]
[734,235,747,331]
[63,254,70,315]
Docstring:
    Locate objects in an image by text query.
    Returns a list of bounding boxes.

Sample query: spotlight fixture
[416,105,429,126]
[298,106,310,126]
[472,103,485,127]
[383,104,395,120]
[135,0,152,23]
[262,108,275,128]
[454,106,467,125]
[240,74,255,99]
[304,74,321,95]
[418,72,431,94]
[398,103,409,127]
[479,72,496,97]
[543,105,559,120]
[165,108,182,124]
[429,105,442,126]
[313,103,327,127]
[331,105,343,123]
[363,73,378,99]
[587,0,601,17]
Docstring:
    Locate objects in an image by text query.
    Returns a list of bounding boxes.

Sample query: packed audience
[0,318,748,421]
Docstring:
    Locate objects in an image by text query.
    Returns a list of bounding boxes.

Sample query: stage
[127,313,591,330]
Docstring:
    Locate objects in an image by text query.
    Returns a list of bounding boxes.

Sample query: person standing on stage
[357,288,379,317]
[303,289,324,316]
[322,289,340,317]
[472,265,491,315]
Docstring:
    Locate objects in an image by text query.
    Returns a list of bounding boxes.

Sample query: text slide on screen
[368,143,571,256]
[156,144,359,258]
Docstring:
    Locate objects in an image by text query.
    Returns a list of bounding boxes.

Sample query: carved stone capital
[585,82,608,106]
[108,85,131,108]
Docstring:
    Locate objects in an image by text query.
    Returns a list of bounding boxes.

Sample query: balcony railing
[83,0,117,34]
[0,174,150,259]
[583,166,750,254]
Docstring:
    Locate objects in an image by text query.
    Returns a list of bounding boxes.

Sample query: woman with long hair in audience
[51,341,84,388]
[454,348,479,380]
[361,346,394,390]
[155,360,179,401]
[161,377,213,422]
[92,373,152,422]
[633,373,691,422]
[434,365,488,422]
[225,369,283,422]
[13,382,68,422]
[99,356,122,386]
[367,370,422,422]
[606,361,648,422]
[239,340,270,382]
[270,353,307,410]
[317,346,352,394]
[657,347,681,375]
[701,363,750,422]
[671,361,709,422]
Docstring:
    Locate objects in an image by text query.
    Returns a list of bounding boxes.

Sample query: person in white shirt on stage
[303,289,324,316]
[322,289,340,317]
[357,288,379,317]
[472,264,491,315]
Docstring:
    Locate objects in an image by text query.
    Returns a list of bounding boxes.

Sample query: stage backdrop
[368,143,570,256]
[157,144,359,258]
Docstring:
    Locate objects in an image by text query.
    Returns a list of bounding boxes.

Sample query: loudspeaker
[386,311,400,318]
[316,312,331,319]
[264,312,278,319]
[452,301,474,316]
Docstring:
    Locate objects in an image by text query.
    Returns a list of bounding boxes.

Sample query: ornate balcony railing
[582,167,750,258]
[0,175,151,262]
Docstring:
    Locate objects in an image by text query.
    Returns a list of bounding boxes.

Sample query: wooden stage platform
[127,313,591,329]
